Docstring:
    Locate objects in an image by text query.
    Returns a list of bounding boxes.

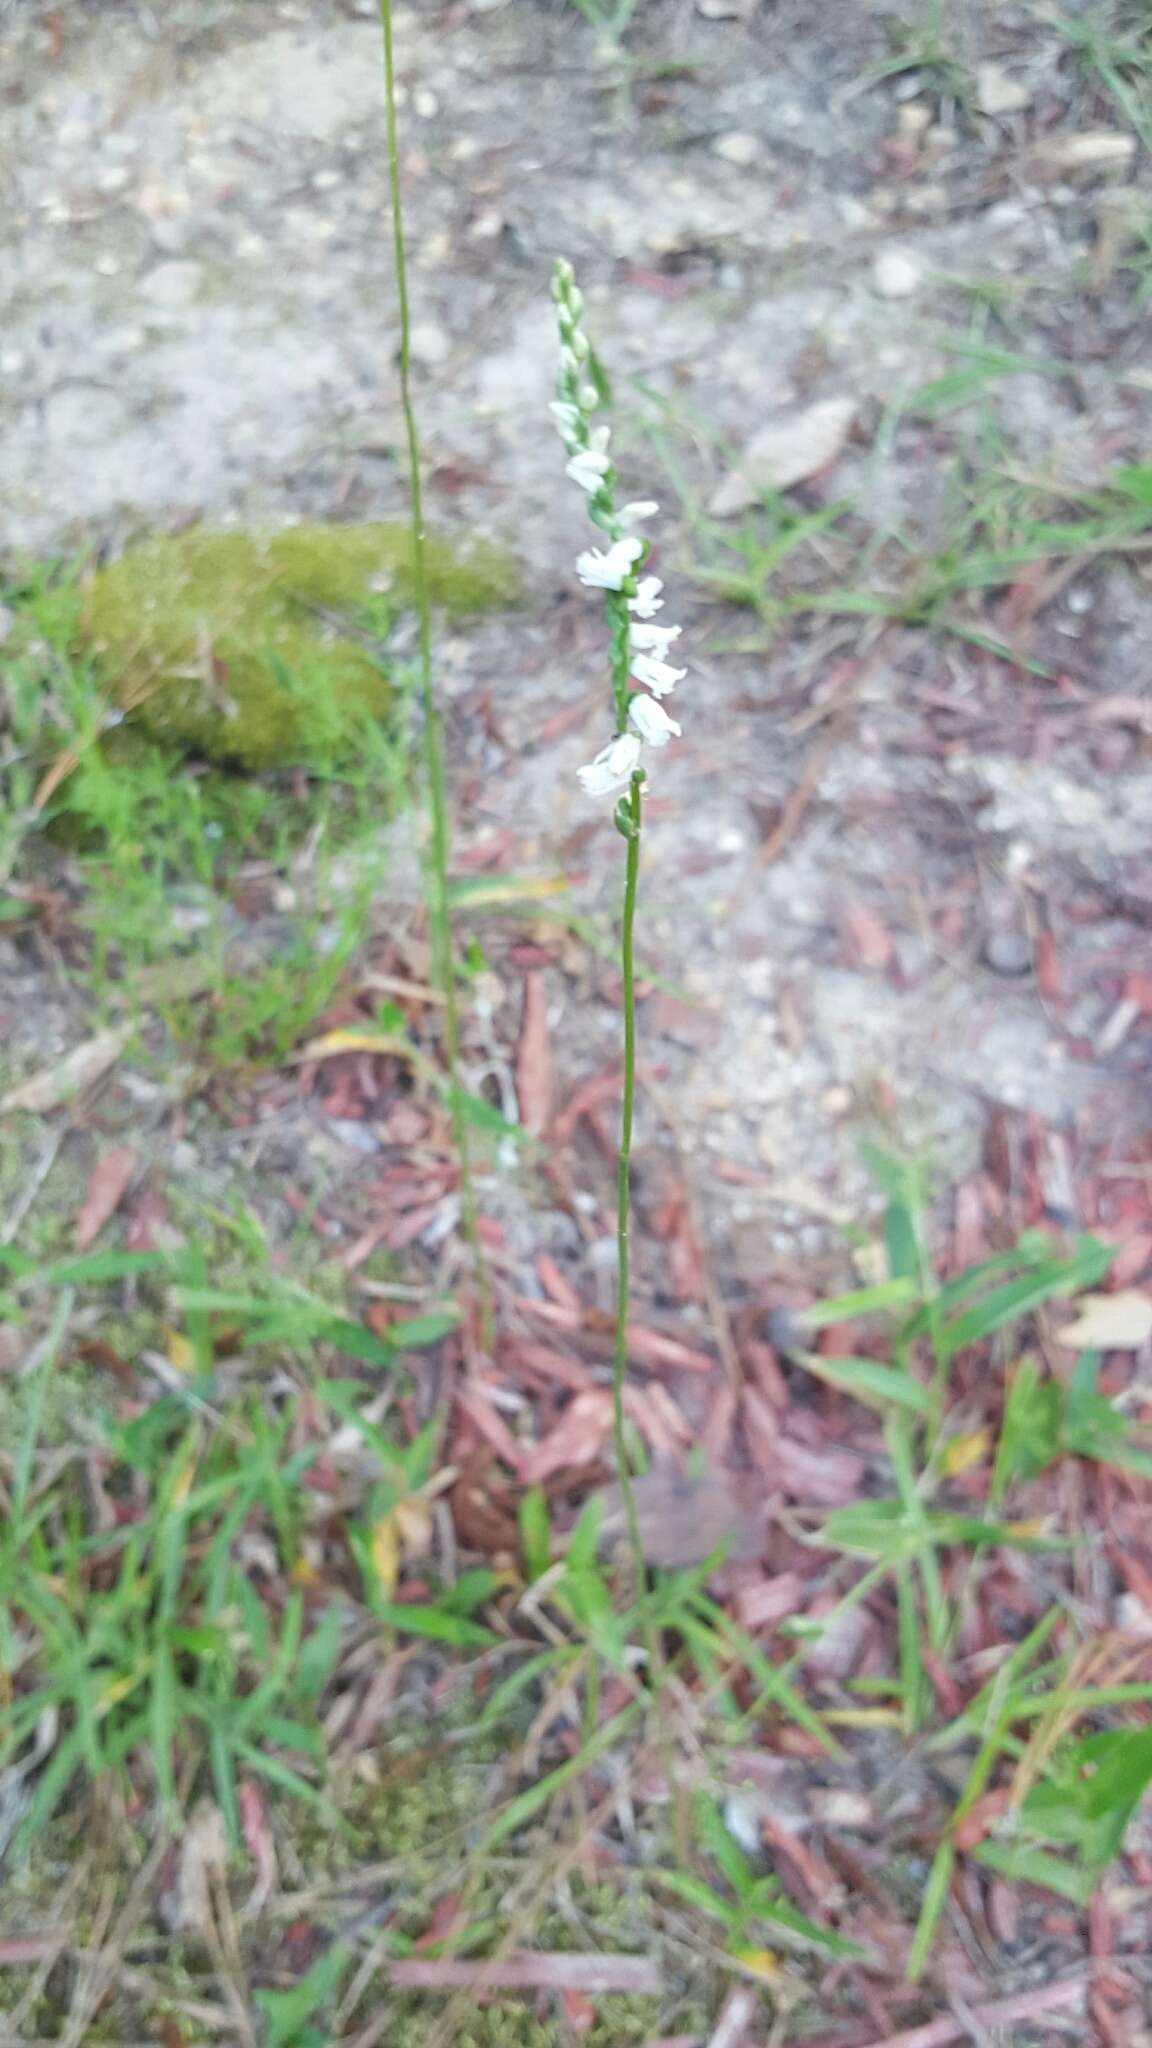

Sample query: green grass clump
[83,523,517,770]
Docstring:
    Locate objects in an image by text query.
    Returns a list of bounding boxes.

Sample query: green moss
[83,523,517,771]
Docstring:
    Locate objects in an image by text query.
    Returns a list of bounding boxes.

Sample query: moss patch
[83,523,517,771]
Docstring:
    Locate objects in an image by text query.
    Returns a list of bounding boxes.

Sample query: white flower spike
[628,576,664,618]
[577,731,643,797]
[552,255,684,786]
[630,650,686,697]
[629,694,681,747]
[575,537,643,590]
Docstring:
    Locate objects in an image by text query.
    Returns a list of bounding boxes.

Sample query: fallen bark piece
[709,398,855,516]
[516,969,553,1136]
[73,1146,140,1250]
[849,1972,1084,2048]
[1057,1289,1152,1350]
[1,1026,132,1115]
[389,1952,660,1994]
[1031,130,1136,178]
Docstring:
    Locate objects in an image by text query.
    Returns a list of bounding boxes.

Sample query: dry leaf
[521,1389,615,1484]
[238,1778,277,1919]
[73,1146,140,1250]
[1,1025,132,1115]
[177,1800,229,1938]
[370,1512,402,1599]
[625,1323,716,1374]
[1031,130,1136,179]
[389,1953,659,1993]
[707,1985,759,2048]
[840,901,894,973]
[1057,1289,1152,1351]
[777,1435,866,1506]
[974,62,1028,116]
[734,1571,805,1631]
[516,971,553,1137]
[942,1428,989,1476]
[709,397,855,517]
[592,1466,761,1568]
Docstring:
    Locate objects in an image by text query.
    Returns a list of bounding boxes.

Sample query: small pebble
[326,1118,380,1154]
[975,61,1030,117]
[871,247,923,299]
[983,929,1033,977]
[712,130,763,168]
[409,320,451,366]
[811,1790,873,1828]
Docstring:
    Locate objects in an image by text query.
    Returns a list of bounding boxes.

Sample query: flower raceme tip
[552,255,685,795]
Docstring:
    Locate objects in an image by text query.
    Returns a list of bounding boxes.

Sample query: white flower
[575,537,643,590]
[565,429,612,495]
[566,447,611,494]
[578,382,599,411]
[617,500,659,528]
[630,650,686,696]
[549,400,582,445]
[577,731,643,796]
[628,576,664,618]
[629,694,681,747]
[629,620,681,655]
[559,344,581,379]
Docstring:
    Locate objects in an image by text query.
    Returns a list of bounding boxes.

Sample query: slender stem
[377,0,492,1349]
[612,771,645,1590]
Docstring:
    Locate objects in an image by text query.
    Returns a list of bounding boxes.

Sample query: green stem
[377,0,492,1349]
[613,771,645,1593]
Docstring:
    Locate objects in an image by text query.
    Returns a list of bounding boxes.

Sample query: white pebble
[871,247,923,299]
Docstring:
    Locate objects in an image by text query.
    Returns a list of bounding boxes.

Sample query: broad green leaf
[39,1250,166,1288]
[255,1940,349,2048]
[796,1279,918,1331]
[695,1790,755,1899]
[797,1352,930,1413]
[971,1839,1090,1907]
[374,1601,495,1648]
[653,1868,741,1934]
[294,1605,345,1708]
[750,1890,864,1960]
[453,1088,526,1141]
[940,1237,1111,1357]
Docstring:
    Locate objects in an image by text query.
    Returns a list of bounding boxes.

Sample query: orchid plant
[551,258,686,1577]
